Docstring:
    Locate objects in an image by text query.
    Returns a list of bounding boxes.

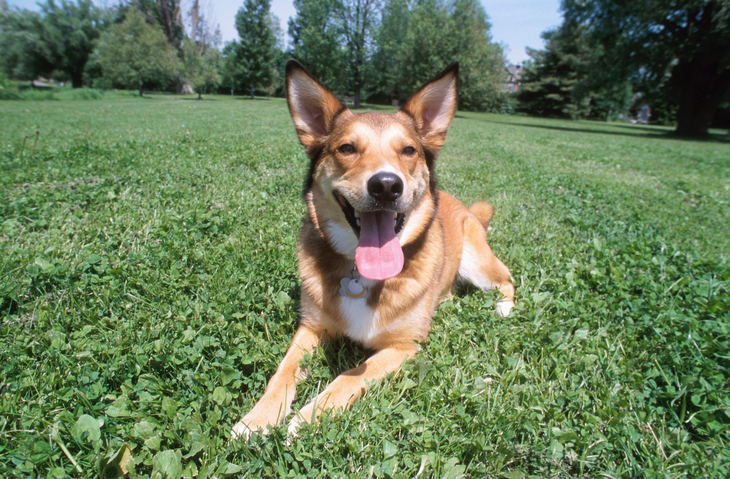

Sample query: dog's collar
[339,264,367,300]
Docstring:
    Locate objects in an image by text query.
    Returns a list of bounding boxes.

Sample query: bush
[56,88,104,101]
[0,72,19,99]
[17,89,57,101]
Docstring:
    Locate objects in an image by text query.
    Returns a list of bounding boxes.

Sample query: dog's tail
[469,201,494,229]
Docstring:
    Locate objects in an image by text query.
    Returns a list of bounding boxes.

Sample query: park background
[1,0,729,477]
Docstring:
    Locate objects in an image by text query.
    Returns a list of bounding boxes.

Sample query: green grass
[1,94,728,478]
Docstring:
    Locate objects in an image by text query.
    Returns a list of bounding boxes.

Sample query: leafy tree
[380,0,507,111]
[180,0,222,98]
[288,0,381,106]
[562,0,730,137]
[182,41,221,99]
[517,28,591,118]
[288,0,346,94]
[224,0,278,98]
[0,7,48,81]
[368,0,409,103]
[449,0,506,111]
[131,0,184,50]
[39,0,103,87]
[339,0,381,107]
[91,8,182,96]
[0,0,104,87]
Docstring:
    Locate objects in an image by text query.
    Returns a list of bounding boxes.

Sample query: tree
[448,0,507,111]
[382,0,507,111]
[288,0,346,94]
[91,8,181,96]
[517,28,591,118]
[368,0,409,103]
[224,0,278,98]
[181,0,222,97]
[0,7,48,81]
[182,41,221,99]
[0,0,104,87]
[339,0,381,107]
[562,0,730,137]
[39,0,103,87]
[131,0,184,50]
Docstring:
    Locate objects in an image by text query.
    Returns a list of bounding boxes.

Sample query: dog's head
[286,60,458,281]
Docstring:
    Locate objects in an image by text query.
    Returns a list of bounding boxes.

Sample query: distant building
[505,65,523,93]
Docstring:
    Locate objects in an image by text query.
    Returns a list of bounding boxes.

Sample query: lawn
[1,94,728,478]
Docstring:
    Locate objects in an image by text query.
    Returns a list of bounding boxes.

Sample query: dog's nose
[367,172,403,204]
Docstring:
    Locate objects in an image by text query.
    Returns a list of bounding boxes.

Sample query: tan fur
[469,201,495,229]
[231,61,515,439]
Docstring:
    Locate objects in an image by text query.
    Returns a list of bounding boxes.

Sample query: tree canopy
[91,8,181,96]
[517,25,631,120]
[287,0,346,95]
[0,0,507,109]
[289,0,507,111]
[0,0,103,87]
[561,0,730,136]
[223,0,278,98]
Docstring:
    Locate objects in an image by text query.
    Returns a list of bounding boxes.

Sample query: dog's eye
[402,146,417,156]
[338,144,356,154]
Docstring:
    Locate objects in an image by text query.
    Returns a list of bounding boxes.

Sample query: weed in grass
[0,96,728,478]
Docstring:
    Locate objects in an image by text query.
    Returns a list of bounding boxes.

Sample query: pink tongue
[356,211,404,280]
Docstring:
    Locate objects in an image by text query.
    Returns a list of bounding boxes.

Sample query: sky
[9,0,563,65]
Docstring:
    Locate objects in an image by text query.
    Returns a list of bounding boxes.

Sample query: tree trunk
[250,84,254,100]
[71,71,83,89]
[352,64,362,108]
[353,85,361,108]
[139,83,144,97]
[673,58,730,137]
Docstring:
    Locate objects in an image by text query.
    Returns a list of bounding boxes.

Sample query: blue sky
[8,0,563,65]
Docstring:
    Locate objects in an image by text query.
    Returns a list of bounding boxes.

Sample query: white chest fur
[339,296,379,347]
[337,277,382,347]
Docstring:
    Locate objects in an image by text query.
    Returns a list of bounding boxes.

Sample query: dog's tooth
[354,210,360,219]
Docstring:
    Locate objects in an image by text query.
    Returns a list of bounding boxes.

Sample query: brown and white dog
[231,60,515,439]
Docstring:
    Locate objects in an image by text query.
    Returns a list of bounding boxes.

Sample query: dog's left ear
[286,59,347,154]
[401,62,459,151]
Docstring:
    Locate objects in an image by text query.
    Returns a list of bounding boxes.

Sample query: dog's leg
[231,325,323,439]
[458,216,515,317]
[287,342,418,435]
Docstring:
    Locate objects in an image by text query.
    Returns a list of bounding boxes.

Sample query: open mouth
[335,193,406,237]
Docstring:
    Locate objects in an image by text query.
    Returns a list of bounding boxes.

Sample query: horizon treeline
[0,0,510,111]
[2,0,728,136]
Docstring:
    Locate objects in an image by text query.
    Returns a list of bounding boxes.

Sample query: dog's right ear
[286,60,346,153]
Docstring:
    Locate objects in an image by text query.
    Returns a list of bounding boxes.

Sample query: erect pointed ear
[286,59,347,154]
[401,62,459,151]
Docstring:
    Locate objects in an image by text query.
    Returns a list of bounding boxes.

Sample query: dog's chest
[337,278,383,347]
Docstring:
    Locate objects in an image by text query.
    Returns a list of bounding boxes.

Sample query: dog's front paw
[230,419,256,440]
[286,401,317,438]
[230,406,282,440]
[496,300,514,317]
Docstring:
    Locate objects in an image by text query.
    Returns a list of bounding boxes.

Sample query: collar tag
[339,267,367,299]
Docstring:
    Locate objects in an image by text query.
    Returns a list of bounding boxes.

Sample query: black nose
[367,172,403,203]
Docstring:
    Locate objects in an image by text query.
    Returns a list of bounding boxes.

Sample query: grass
[0,94,728,478]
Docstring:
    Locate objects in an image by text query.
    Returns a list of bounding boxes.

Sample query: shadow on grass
[319,336,372,380]
[232,96,285,101]
[178,96,221,101]
[468,115,730,144]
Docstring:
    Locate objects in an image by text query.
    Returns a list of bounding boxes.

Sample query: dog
[231,60,515,439]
